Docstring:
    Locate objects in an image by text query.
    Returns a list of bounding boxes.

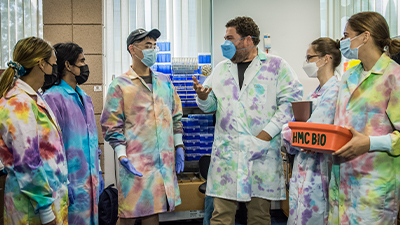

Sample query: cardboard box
[175,180,205,212]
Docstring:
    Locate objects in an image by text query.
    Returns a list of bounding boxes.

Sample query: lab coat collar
[6,79,61,132]
[127,66,156,92]
[226,48,266,97]
[6,79,47,109]
[58,79,87,97]
[127,66,158,80]
[346,53,390,95]
[312,75,338,98]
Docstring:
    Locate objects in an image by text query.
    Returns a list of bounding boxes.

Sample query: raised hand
[193,76,212,100]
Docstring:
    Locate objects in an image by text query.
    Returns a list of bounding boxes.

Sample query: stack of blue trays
[172,74,203,107]
[198,52,212,74]
[153,41,172,75]
[182,114,215,161]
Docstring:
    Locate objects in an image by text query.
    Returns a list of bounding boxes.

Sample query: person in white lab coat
[193,16,303,225]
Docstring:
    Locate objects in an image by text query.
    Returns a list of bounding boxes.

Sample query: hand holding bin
[289,122,353,154]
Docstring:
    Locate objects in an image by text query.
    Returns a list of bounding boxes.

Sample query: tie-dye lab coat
[198,50,303,201]
[281,76,339,225]
[101,68,183,218]
[0,79,68,225]
[329,54,400,225]
[43,80,100,225]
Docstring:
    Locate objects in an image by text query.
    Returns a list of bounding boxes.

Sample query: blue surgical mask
[340,34,365,60]
[135,46,157,67]
[221,36,256,60]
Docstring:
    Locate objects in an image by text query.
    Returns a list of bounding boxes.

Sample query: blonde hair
[0,37,53,98]
[348,11,400,56]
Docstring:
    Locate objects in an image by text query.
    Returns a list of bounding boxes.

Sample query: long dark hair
[42,42,83,92]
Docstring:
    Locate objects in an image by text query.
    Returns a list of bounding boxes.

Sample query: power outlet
[94,86,102,92]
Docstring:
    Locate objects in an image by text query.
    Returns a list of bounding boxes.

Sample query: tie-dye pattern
[0,79,68,225]
[43,80,100,225]
[329,54,400,225]
[198,50,303,201]
[282,76,339,225]
[101,68,183,218]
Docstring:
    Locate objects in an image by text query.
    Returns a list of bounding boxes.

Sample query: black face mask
[73,64,90,85]
[43,62,58,86]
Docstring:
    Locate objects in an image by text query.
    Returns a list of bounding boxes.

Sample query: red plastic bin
[288,122,353,154]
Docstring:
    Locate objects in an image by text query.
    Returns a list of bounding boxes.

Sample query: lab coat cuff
[39,206,55,224]
[174,133,183,147]
[369,134,391,152]
[114,145,127,159]
[263,122,281,139]
[196,97,212,109]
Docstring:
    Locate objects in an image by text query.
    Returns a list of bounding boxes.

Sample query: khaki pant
[210,197,271,225]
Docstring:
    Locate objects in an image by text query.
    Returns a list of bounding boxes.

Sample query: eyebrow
[145,42,155,45]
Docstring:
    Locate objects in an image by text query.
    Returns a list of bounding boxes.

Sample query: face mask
[303,58,327,78]
[340,34,365,60]
[134,46,157,67]
[74,65,90,85]
[221,36,256,60]
[42,61,58,83]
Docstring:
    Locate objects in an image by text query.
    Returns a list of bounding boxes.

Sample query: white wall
[212,0,321,97]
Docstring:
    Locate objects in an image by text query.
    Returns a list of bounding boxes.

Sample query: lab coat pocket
[248,135,270,161]
[212,136,232,161]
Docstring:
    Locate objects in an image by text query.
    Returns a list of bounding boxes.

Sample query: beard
[230,43,250,64]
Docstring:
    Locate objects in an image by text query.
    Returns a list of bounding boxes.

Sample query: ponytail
[0,68,16,98]
[389,38,400,56]
[0,37,52,98]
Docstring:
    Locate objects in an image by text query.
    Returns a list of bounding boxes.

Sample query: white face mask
[302,58,325,78]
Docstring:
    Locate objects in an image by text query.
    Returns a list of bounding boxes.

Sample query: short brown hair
[311,38,342,69]
[226,16,260,46]
[348,11,400,55]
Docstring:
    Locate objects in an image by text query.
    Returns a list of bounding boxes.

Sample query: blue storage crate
[187,118,199,126]
[185,146,200,154]
[185,81,194,90]
[200,141,214,148]
[183,126,200,133]
[181,100,187,107]
[200,134,214,142]
[199,126,208,133]
[183,133,200,140]
[181,118,189,127]
[185,100,197,107]
[173,75,186,81]
[184,140,200,147]
[157,52,171,63]
[185,154,201,161]
[200,147,212,154]
[173,81,186,91]
[186,94,196,99]
[198,119,208,127]
[208,126,215,134]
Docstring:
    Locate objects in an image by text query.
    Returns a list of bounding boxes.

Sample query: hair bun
[335,39,341,49]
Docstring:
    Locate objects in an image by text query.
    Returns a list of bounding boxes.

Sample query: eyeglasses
[137,44,160,52]
[305,55,320,63]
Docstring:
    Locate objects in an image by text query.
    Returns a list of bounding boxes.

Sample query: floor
[151,209,287,225]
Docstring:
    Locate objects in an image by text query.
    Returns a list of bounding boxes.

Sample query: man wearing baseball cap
[101,28,185,225]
